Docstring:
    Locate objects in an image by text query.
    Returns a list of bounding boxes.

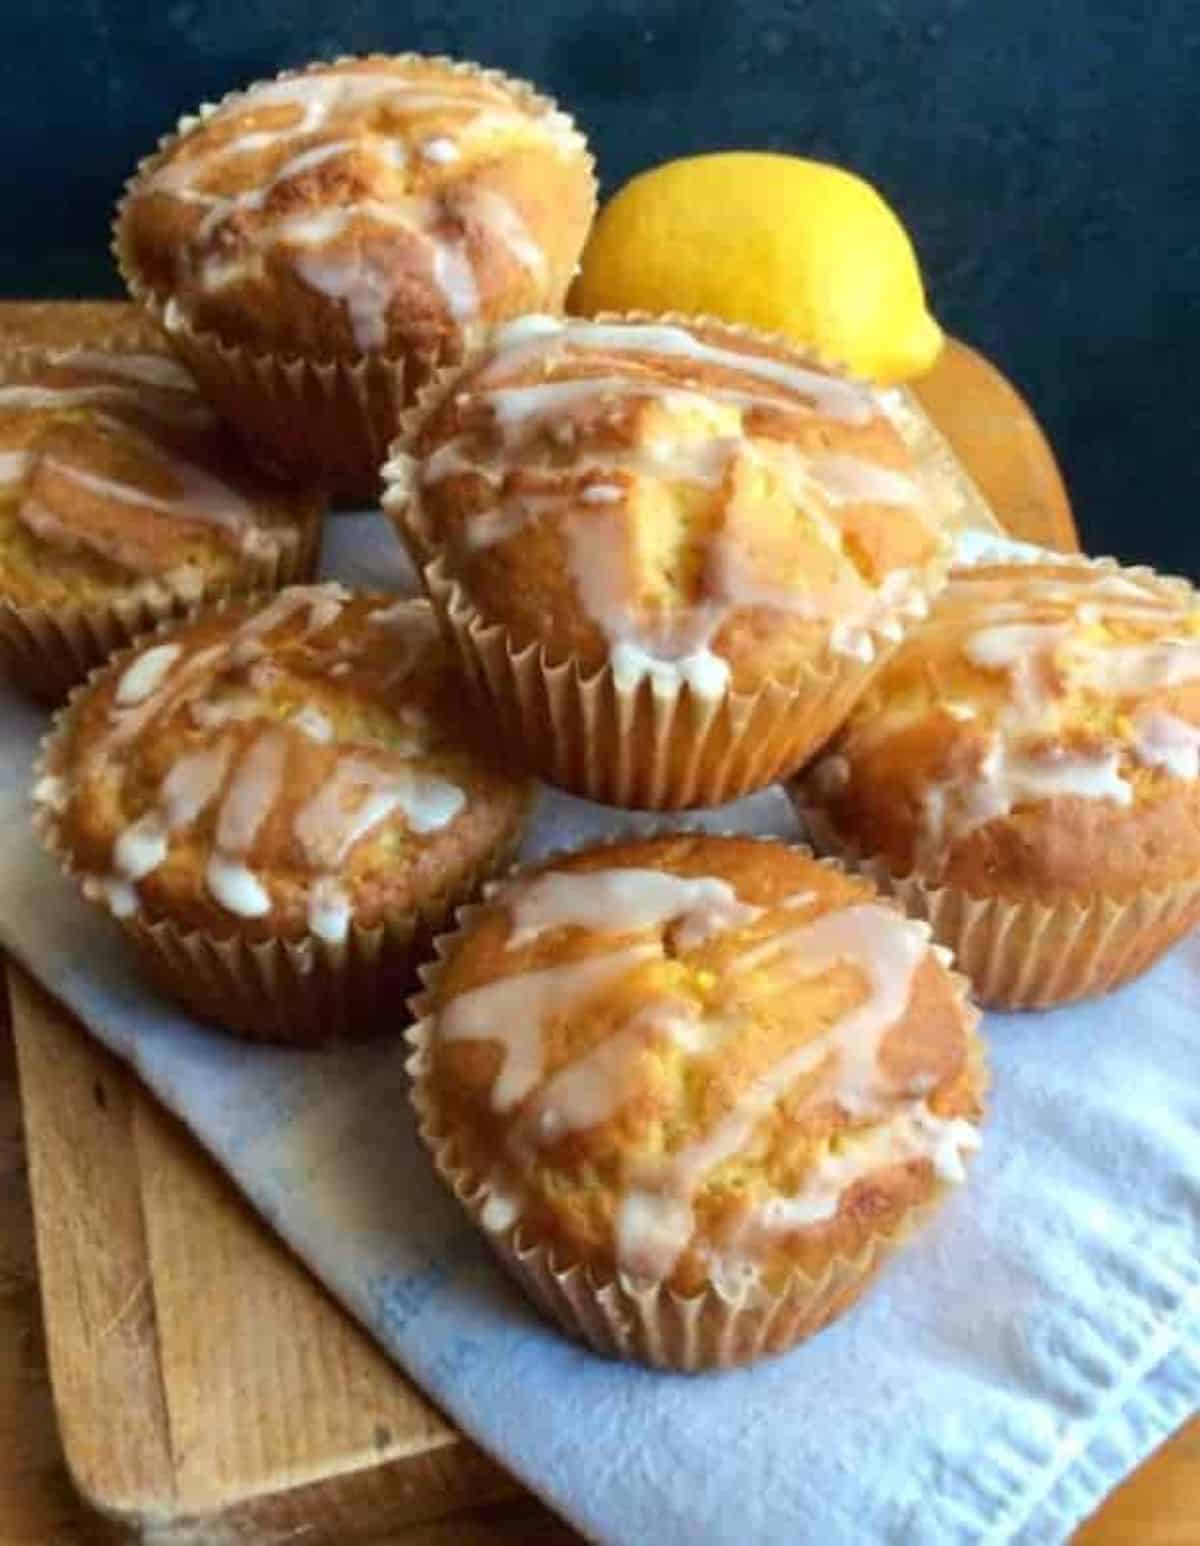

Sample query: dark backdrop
[2,1,1196,574]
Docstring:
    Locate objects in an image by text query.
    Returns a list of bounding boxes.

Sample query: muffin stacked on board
[7,49,1195,1373]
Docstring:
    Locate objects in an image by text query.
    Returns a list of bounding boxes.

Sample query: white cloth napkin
[0,514,1196,1545]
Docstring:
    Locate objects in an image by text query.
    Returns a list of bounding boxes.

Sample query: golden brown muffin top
[801,551,1200,896]
[391,315,948,696]
[420,834,982,1297]
[118,55,595,360]
[0,346,321,609]
[36,586,531,942]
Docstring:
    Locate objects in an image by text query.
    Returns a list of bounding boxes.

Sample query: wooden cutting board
[9,303,1190,1545]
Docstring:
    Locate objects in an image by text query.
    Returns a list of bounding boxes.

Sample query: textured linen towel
[0,514,1195,1544]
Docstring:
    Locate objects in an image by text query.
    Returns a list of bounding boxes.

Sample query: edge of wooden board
[10,967,516,1544]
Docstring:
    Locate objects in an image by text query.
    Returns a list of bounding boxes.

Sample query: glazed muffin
[384,312,951,807]
[0,344,323,702]
[115,54,596,501]
[794,546,1200,1007]
[408,833,985,1369]
[34,584,532,1043]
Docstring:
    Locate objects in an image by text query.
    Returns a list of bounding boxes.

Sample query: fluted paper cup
[792,793,1200,1010]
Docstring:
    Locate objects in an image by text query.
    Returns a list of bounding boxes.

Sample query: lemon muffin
[794,547,1200,1007]
[0,344,323,702]
[384,312,951,807]
[408,833,985,1368]
[34,585,532,1043]
[115,54,596,501]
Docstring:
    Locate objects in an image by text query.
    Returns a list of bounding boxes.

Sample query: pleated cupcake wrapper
[792,794,1200,1010]
[383,311,956,808]
[113,54,598,506]
[30,611,530,1046]
[403,829,987,1370]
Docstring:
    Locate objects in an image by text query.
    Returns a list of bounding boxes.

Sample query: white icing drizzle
[0,449,32,485]
[752,1102,981,1230]
[63,585,468,927]
[436,869,975,1281]
[43,448,272,557]
[614,905,936,1278]
[439,946,661,1112]
[295,754,464,865]
[806,451,921,506]
[964,620,1073,674]
[1134,710,1200,780]
[505,868,763,951]
[139,66,564,347]
[202,729,287,916]
[205,853,272,917]
[0,362,289,563]
[891,562,1200,860]
[291,250,399,351]
[1071,639,1200,695]
[82,873,139,919]
[161,741,234,826]
[429,236,481,324]
[422,315,936,696]
[484,317,877,423]
[420,135,461,163]
[115,643,182,706]
[0,382,208,426]
[919,740,1134,866]
[289,705,334,743]
[307,875,353,945]
[565,508,732,697]
[512,998,703,1151]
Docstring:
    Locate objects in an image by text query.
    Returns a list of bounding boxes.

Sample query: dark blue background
[3,1,1196,574]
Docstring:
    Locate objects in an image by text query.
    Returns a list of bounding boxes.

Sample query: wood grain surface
[0,307,1193,1543]
[911,338,1077,555]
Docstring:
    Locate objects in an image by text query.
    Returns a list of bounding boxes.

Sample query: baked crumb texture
[0,345,322,700]
[388,312,949,806]
[797,556,1200,1005]
[411,834,984,1367]
[116,56,597,498]
[35,584,530,1042]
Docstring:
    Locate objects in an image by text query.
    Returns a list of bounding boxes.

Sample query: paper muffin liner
[791,794,1200,1010]
[404,831,987,1370]
[31,619,530,1046]
[0,342,324,704]
[383,312,954,808]
[113,54,597,506]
